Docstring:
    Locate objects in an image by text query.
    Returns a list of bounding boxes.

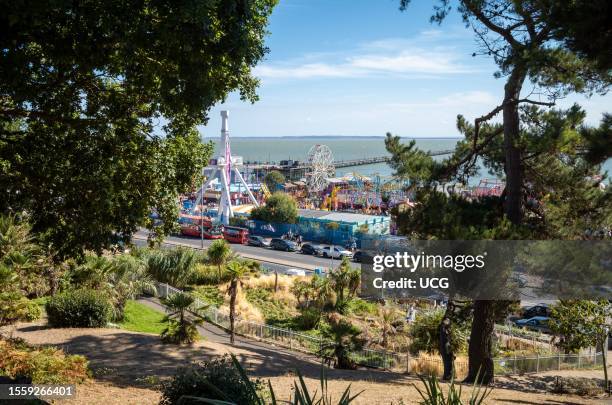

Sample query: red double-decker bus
[222,226,249,244]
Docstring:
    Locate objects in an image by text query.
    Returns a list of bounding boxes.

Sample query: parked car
[301,243,323,256]
[514,316,551,332]
[522,304,551,319]
[285,268,307,276]
[247,235,270,247]
[352,250,370,263]
[322,245,353,259]
[270,238,299,252]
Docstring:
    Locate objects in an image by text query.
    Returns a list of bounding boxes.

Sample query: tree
[226,260,248,345]
[264,170,285,191]
[161,292,202,344]
[0,0,277,259]
[207,239,232,279]
[320,313,363,369]
[250,192,298,224]
[550,300,611,392]
[397,0,610,383]
[537,0,612,72]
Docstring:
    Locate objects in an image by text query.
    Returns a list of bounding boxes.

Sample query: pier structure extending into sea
[237,149,455,181]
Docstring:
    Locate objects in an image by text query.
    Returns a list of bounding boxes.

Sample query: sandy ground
[2,321,610,405]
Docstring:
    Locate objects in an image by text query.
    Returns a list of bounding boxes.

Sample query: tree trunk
[502,67,526,225]
[600,337,609,394]
[440,300,456,380]
[465,300,496,383]
[229,280,237,344]
[465,67,527,385]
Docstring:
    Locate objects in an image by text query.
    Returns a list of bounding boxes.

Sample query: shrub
[0,338,89,384]
[46,289,111,328]
[160,355,265,405]
[347,298,378,316]
[250,192,298,224]
[409,310,469,355]
[297,307,321,330]
[24,300,42,321]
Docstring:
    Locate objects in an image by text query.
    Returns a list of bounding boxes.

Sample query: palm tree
[226,260,247,344]
[161,292,202,344]
[207,239,232,280]
[377,306,401,348]
[320,313,363,369]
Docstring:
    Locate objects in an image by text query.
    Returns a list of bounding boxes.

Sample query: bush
[409,310,469,355]
[24,300,42,321]
[160,355,265,405]
[297,307,320,330]
[0,338,89,384]
[46,289,111,328]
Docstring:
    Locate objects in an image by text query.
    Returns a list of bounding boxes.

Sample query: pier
[331,149,454,168]
[239,149,455,181]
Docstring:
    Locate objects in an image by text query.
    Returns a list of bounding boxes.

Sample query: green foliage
[161,292,203,345]
[550,300,611,353]
[346,298,378,317]
[160,355,266,405]
[168,353,362,405]
[0,215,51,326]
[192,264,230,285]
[46,289,112,328]
[319,314,363,370]
[68,253,156,321]
[413,374,491,405]
[245,288,292,323]
[328,258,361,309]
[250,192,298,224]
[539,0,612,72]
[264,170,286,191]
[0,337,89,384]
[146,248,201,288]
[119,300,166,335]
[207,240,233,279]
[192,286,224,308]
[0,0,278,258]
[296,307,321,330]
[410,310,469,355]
[23,300,42,322]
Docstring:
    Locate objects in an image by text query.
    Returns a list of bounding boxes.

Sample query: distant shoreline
[204,135,464,139]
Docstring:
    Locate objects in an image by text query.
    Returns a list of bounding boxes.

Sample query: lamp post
[201,166,205,249]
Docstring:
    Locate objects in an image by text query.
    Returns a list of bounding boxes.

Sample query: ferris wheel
[306,144,334,193]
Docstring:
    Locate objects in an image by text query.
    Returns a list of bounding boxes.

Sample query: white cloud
[254,38,475,80]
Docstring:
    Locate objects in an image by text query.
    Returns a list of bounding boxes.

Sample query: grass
[119,300,166,335]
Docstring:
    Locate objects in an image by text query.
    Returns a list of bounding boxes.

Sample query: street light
[201,166,205,249]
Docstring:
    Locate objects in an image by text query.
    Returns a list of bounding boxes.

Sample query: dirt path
[3,319,610,404]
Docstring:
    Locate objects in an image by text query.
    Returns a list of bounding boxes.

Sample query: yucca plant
[176,354,363,405]
[413,373,492,405]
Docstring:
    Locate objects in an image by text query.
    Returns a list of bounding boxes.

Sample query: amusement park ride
[195,111,259,225]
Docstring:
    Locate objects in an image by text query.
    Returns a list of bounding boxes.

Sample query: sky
[200,0,611,138]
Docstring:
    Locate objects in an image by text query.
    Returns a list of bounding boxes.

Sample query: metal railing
[153,282,604,377]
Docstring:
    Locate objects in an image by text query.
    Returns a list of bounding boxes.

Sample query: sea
[208,136,611,186]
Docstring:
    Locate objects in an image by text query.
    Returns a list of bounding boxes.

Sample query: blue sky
[200,0,611,138]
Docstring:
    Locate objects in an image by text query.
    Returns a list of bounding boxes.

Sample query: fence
[153,282,604,377]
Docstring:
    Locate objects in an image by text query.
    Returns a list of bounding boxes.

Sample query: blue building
[249,209,390,246]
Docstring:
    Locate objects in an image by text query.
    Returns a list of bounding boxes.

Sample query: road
[133,229,353,273]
